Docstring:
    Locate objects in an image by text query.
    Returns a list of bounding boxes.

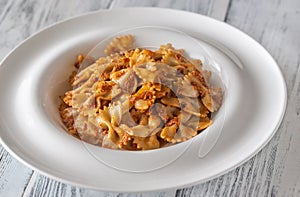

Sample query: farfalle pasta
[60,35,223,150]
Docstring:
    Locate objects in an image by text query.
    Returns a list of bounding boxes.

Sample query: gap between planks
[207,0,232,21]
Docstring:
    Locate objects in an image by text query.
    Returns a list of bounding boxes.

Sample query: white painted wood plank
[0,148,33,196]
[23,173,176,197]
[110,0,231,21]
[24,173,175,197]
[207,0,231,20]
[110,0,211,14]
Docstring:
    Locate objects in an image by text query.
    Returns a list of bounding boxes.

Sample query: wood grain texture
[0,0,299,196]
[207,0,231,21]
[23,173,176,197]
[0,148,33,196]
[109,0,210,14]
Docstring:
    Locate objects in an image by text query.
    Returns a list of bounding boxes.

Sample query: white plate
[0,8,287,192]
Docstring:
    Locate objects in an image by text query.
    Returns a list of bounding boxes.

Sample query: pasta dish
[60,35,223,150]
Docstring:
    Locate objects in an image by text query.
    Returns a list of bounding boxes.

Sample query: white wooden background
[0,0,299,196]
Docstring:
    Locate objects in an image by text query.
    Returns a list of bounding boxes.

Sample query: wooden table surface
[0,0,299,196]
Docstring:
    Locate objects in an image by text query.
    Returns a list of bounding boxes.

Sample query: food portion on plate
[59,35,223,150]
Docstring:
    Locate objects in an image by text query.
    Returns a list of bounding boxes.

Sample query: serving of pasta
[60,35,223,150]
